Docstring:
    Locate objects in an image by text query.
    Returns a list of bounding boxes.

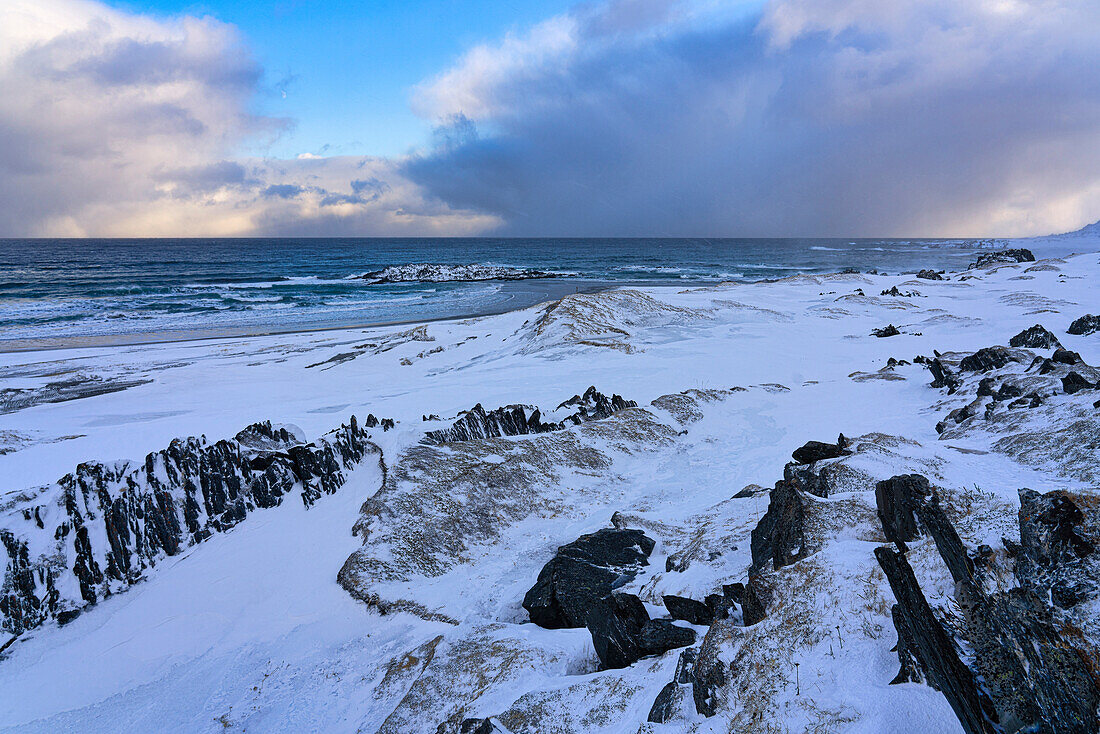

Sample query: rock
[647,647,697,723]
[783,462,833,498]
[691,632,728,717]
[875,547,999,734]
[917,269,945,280]
[733,485,760,498]
[995,383,1022,401]
[522,528,655,629]
[741,575,771,626]
[1052,347,1082,365]
[425,387,636,444]
[969,249,1035,269]
[381,418,395,431]
[927,358,961,392]
[875,474,932,546]
[872,324,901,338]
[750,480,806,571]
[881,286,916,297]
[1009,324,1062,349]
[585,592,695,669]
[1068,314,1100,336]
[976,377,996,397]
[1016,489,1096,608]
[1062,371,1095,395]
[457,719,496,734]
[790,434,850,464]
[958,346,1015,372]
[663,594,714,625]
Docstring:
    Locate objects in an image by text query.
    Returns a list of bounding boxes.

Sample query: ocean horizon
[0,236,1044,351]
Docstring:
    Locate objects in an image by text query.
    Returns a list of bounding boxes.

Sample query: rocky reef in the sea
[423,387,636,444]
[0,418,381,636]
[356,263,565,284]
[968,248,1036,269]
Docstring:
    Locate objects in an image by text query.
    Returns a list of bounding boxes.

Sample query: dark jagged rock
[1009,324,1062,349]
[872,324,901,338]
[976,377,996,397]
[750,480,806,571]
[875,474,932,546]
[958,346,1015,372]
[1068,314,1100,336]
[875,547,998,734]
[522,528,654,629]
[783,462,834,498]
[691,633,728,717]
[741,575,770,626]
[585,592,695,669]
[1063,371,1096,395]
[917,269,945,280]
[1052,347,1082,365]
[790,434,850,465]
[663,594,714,625]
[928,358,961,393]
[969,249,1035,269]
[424,386,636,444]
[994,383,1022,401]
[0,417,379,636]
[380,418,395,431]
[364,414,378,428]
[917,495,974,586]
[648,647,697,723]
[1016,489,1097,608]
[881,286,916,297]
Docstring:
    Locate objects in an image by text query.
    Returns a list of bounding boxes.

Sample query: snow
[1,242,1099,732]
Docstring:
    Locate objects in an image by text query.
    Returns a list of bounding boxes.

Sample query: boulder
[523,528,655,629]
[790,434,850,464]
[1052,347,1082,365]
[750,480,806,571]
[917,269,945,280]
[647,647,697,723]
[741,575,771,626]
[1016,489,1096,608]
[1067,314,1100,336]
[585,592,695,669]
[663,594,714,625]
[928,358,961,393]
[1062,372,1095,395]
[1009,324,1062,349]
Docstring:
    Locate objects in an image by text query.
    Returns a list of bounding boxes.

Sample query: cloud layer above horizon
[4,0,1100,237]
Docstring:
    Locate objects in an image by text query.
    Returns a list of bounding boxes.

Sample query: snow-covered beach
[2,242,1100,733]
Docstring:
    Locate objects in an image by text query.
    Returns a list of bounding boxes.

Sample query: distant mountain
[1052,218,1100,237]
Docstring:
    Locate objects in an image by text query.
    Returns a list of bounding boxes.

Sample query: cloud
[406,0,1100,236]
[0,0,492,236]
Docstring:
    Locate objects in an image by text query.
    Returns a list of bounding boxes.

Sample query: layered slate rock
[523,528,655,629]
[1068,314,1100,336]
[875,474,932,546]
[0,419,380,636]
[1016,489,1098,608]
[877,483,1100,734]
[585,591,695,669]
[875,547,999,734]
[647,647,697,723]
[958,346,1017,373]
[424,386,636,444]
[969,248,1035,268]
[1009,324,1062,349]
[750,481,806,571]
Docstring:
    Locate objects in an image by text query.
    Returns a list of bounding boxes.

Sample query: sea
[0,237,1049,351]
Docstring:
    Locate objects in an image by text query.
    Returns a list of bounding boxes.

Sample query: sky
[2,0,1100,237]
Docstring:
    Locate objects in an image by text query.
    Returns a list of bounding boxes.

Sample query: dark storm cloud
[405,0,1100,236]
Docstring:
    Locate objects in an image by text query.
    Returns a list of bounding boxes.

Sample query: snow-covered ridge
[354,263,572,284]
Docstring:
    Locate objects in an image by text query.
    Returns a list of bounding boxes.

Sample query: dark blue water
[0,237,1006,350]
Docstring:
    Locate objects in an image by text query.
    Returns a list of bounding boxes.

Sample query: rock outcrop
[917,269,945,280]
[872,324,901,338]
[790,435,850,465]
[750,481,806,571]
[1009,324,1062,349]
[0,419,380,636]
[424,387,636,444]
[522,528,655,629]
[1068,314,1100,336]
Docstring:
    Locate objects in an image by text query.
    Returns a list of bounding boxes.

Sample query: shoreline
[0,278,629,355]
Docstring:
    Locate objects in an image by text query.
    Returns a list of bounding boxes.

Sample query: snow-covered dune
[1,249,1100,733]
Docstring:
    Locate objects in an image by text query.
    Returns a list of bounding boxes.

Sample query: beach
[1,243,1099,732]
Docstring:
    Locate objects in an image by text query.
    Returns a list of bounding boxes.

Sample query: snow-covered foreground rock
[2,251,1100,732]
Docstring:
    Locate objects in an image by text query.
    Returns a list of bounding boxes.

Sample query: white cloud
[0,0,492,236]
